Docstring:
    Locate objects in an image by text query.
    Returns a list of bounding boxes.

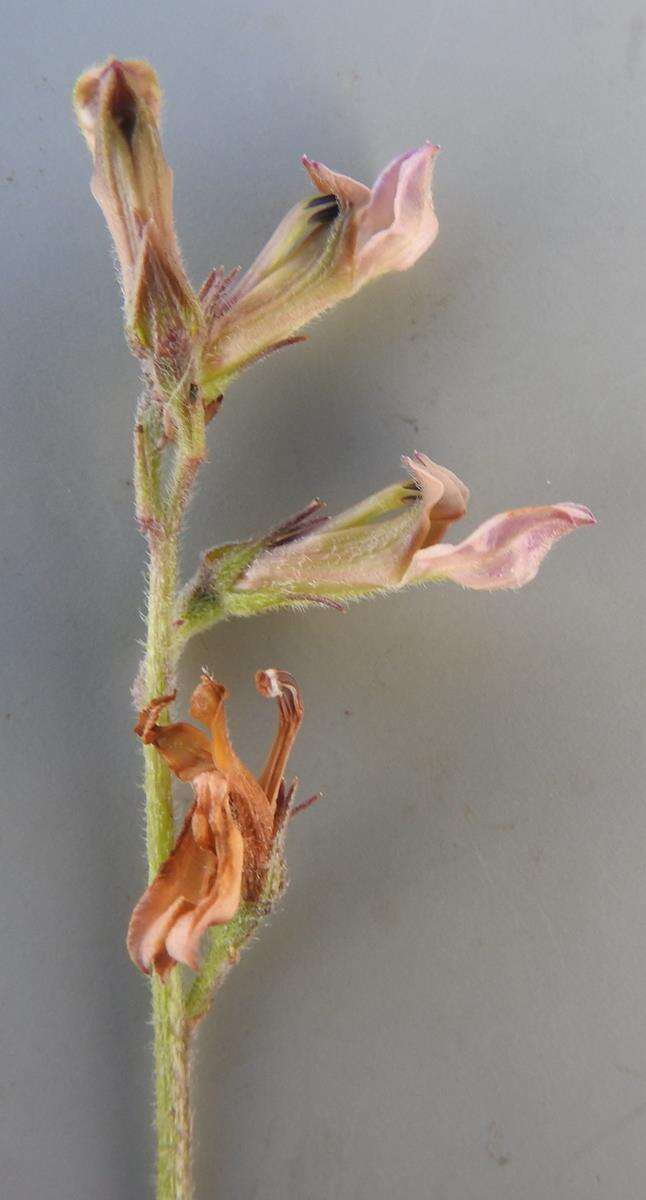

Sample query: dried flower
[200,144,439,394]
[127,669,304,979]
[73,58,200,365]
[203,453,594,613]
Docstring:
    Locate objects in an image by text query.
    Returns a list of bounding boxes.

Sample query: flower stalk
[138,421,193,1200]
[73,55,594,1200]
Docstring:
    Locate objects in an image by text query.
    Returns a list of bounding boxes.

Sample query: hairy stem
[186,904,261,1025]
[138,376,206,1199]
[152,972,193,1200]
[187,854,287,1026]
[143,530,179,871]
[136,377,208,1197]
[143,529,194,1200]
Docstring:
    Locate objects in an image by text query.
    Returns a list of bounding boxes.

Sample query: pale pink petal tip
[407,502,596,591]
[565,503,596,526]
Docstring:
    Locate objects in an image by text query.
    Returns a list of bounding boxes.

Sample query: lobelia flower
[73,58,201,366]
[200,144,440,395]
[127,669,305,979]
[178,453,594,623]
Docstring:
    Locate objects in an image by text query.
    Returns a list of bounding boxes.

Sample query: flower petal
[255,669,304,807]
[406,504,596,590]
[359,150,413,241]
[403,452,469,546]
[164,786,244,972]
[126,770,230,977]
[301,155,371,208]
[135,693,212,782]
[190,673,275,888]
[357,143,440,282]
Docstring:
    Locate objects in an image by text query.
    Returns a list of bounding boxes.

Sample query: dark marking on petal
[306,193,338,209]
[308,201,340,226]
[108,65,138,145]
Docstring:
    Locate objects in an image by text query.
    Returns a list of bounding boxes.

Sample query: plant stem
[152,972,193,1200]
[143,530,179,871]
[137,383,206,1197]
[186,904,259,1025]
[143,522,193,1200]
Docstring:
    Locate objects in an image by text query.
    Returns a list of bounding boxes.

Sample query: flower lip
[407,499,596,590]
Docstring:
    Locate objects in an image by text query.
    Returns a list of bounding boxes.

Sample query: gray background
[1,1,644,1197]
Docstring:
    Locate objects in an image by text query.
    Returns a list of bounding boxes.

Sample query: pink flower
[75,67,439,397]
[302,143,440,285]
[201,145,440,394]
[405,496,596,590]
[229,453,594,605]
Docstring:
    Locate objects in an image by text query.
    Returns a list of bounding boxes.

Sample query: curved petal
[403,452,469,546]
[357,143,440,282]
[255,669,304,806]
[406,503,596,590]
[134,692,213,782]
[190,672,275,881]
[301,155,371,208]
[359,150,413,241]
[164,789,245,972]
[126,770,229,978]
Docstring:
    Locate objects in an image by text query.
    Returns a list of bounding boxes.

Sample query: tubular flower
[227,453,595,608]
[127,669,304,979]
[73,58,200,361]
[200,144,440,394]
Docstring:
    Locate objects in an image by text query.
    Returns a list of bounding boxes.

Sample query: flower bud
[74,59,200,366]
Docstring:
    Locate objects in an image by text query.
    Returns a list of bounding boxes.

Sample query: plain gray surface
[1,2,645,1197]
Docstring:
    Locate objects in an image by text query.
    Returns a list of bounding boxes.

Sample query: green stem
[187,854,287,1025]
[135,378,210,1197]
[186,904,260,1025]
[144,530,179,871]
[143,529,194,1200]
[152,972,193,1200]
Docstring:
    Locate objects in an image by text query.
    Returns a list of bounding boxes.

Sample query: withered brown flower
[127,669,304,979]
